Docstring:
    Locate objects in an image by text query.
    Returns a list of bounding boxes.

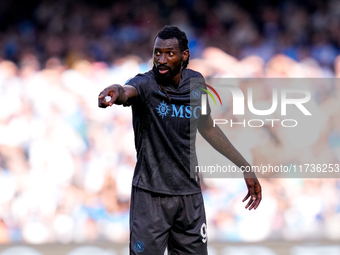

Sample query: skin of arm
[197,114,262,210]
[98,84,138,107]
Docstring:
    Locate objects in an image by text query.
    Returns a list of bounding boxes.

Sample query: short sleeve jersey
[125,68,211,195]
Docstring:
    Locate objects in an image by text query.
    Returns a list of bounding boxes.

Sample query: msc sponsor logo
[156,101,201,119]
[156,101,170,119]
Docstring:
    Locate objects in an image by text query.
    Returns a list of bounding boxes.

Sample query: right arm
[98,84,138,108]
[198,114,262,210]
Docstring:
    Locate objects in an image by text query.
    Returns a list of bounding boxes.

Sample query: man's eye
[155,51,160,56]
[169,52,174,56]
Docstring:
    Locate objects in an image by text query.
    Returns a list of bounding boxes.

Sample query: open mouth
[157,66,170,74]
[158,69,169,74]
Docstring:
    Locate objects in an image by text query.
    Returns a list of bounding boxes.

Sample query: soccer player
[98,25,262,255]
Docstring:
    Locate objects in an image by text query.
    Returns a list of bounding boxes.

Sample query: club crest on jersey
[156,101,170,119]
[134,240,145,253]
[191,88,201,100]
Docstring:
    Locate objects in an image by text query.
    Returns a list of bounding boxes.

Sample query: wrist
[243,170,257,178]
[114,85,127,105]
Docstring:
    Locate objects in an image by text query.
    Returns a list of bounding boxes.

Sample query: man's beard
[153,61,182,84]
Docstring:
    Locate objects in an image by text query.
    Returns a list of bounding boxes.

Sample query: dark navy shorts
[130,186,208,255]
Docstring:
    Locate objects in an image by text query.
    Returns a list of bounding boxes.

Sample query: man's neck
[171,71,182,89]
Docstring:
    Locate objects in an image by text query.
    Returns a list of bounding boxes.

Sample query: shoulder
[126,70,155,85]
[124,70,156,103]
[181,68,205,90]
[182,68,204,79]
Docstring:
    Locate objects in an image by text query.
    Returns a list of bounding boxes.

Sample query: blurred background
[0,0,340,254]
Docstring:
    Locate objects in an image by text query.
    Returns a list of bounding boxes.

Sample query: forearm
[198,116,262,209]
[111,84,128,105]
[98,84,137,108]
[199,125,250,169]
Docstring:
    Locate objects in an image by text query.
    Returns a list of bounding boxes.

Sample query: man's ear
[182,49,189,61]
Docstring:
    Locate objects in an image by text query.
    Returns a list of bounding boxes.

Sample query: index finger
[242,192,250,202]
[98,91,107,99]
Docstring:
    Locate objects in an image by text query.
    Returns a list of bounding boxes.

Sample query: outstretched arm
[98,84,138,108]
[197,114,262,210]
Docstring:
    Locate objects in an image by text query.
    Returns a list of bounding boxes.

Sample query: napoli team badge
[191,88,201,100]
[134,240,145,253]
[156,101,170,119]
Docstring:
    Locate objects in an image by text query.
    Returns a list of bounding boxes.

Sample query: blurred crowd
[2,0,340,70]
[0,0,340,245]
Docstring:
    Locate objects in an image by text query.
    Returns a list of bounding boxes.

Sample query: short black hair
[155,25,190,69]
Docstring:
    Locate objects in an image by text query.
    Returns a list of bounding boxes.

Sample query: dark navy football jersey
[125,68,211,195]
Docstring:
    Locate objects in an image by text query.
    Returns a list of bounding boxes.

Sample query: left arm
[198,114,262,210]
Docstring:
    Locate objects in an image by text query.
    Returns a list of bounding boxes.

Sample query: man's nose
[159,54,167,64]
